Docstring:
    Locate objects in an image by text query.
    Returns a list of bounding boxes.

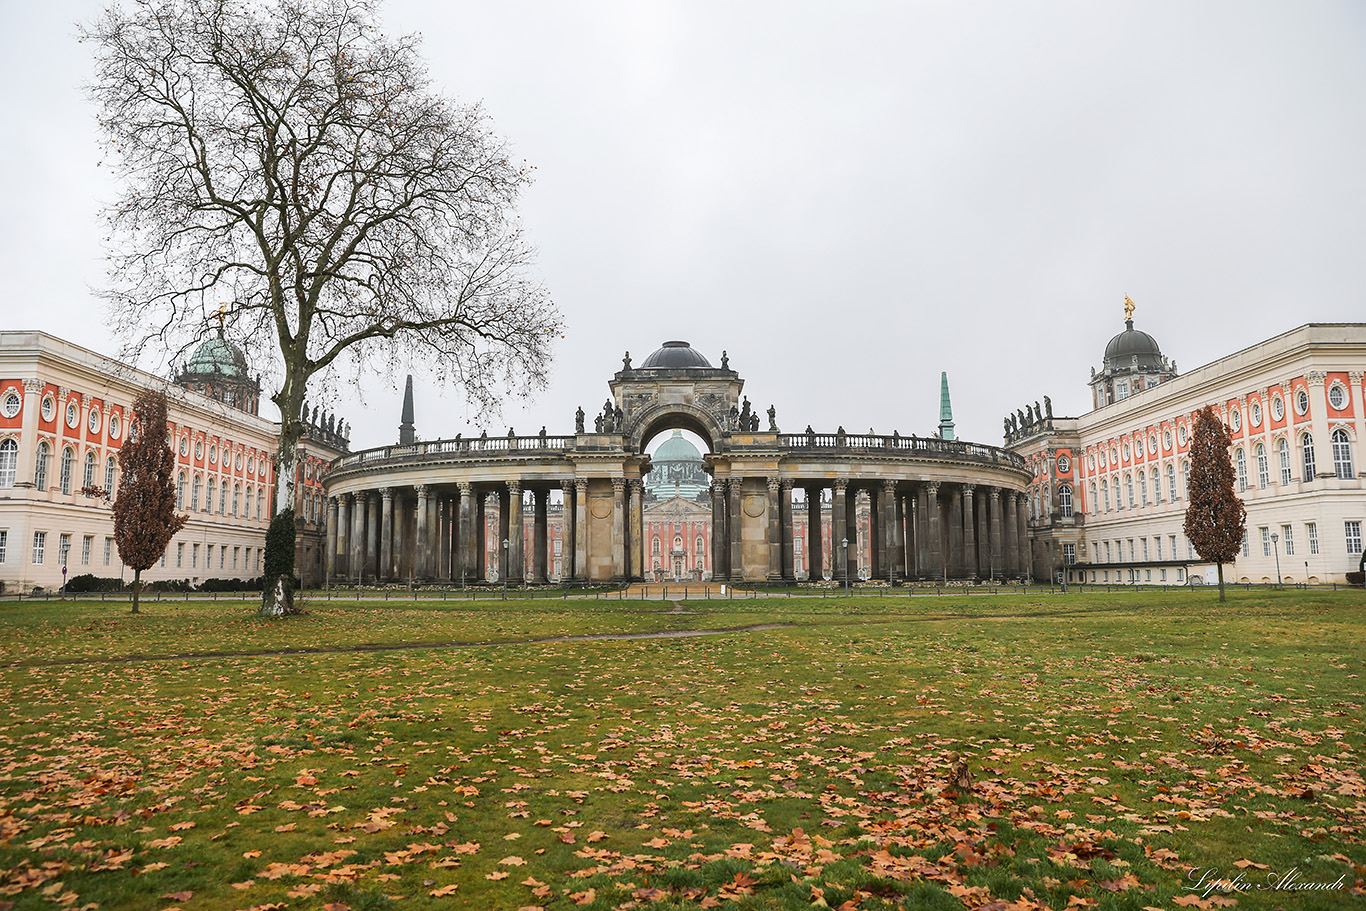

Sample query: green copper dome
[653,429,701,462]
[646,431,708,500]
[185,334,250,377]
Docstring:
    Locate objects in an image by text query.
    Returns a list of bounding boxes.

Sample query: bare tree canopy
[1183,405,1246,602]
[114,388,189,613]
[83,0,561,523]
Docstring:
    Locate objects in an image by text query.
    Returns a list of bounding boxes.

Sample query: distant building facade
[1011,318,1365,585]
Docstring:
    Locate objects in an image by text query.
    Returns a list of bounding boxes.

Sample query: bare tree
[82,0,561,585]
[113,389,189,613]
[1183,405,1246,602]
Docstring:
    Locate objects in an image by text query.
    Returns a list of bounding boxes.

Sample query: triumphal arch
[322,341,1033,584]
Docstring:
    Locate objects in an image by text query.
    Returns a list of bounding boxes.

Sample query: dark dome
[640,340,712,369]
[1104,319,1164,370]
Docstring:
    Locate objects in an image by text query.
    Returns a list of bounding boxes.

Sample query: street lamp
[841,537,849,597]
[502,538,510,600]
[1270,532,1281,590]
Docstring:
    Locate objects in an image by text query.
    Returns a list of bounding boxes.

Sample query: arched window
[1058,484,1073,518]
[1125,473,1135,508]
[83,451,96,489]
[233,482,241,517]
[652,537,660,555]
[1149,467,1159,503]
[205,477,214,513]
[105,456,116,492]
[1182,460,1191,495]
[1332,428,1354,479]
[177,471,186,509]
[1138,471,1148,506]
[0,439,16,488]
[1089,482,1097,513]
[1101,479,1110,511]
[1235,447,1247,492]
[192,474,202,510]
[220,480,228,514]
[1167,463,1177,501]
[1255,444,1268,488]
[1278,437,1292,484]
[695,536,704,554]
[35,442,50,490]
[1302,432,1316,481]
[257,489,264,519]
[59,446,74,494]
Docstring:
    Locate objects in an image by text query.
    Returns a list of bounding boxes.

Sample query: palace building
[0,330,348,593]
[1010,315,1366,586]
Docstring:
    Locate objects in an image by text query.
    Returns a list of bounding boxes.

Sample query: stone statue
[805,425,814,434]
[750,413,760,432]
[729,404,739,429]
[594,413,604,433]
[892,430,900,444]
[721,350,729,370]
[739,397,751,428]
[1004,417,1012,436]
[480,429,487,440]
[622,351,631,371]
[539,426,547,443]
[507,427,515,438]
[767,405,777,432]
[1044,395,1053,420]
[614,406,624,431]
[575,406,585,433]
[1034,401,1042,424]
[1017,408,1027,429]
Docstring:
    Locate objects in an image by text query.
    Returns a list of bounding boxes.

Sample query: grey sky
[2,1,1363,456]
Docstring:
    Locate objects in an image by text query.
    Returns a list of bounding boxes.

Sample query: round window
[248,457,255,474]
[1296,389,1309,415]
[1057,454,1071,473]
[1271,395,1284,421]
[1328,384,1347,410]
[88,408,101,433]
[1088,453,1096,471]
[1110,445,1118,464]
[1,391,19,419]
[1250,402,1261,427]
[180,436,189,456]
[1123,441,1130,460]
[109,413,120,438]
[1163,430,1172,450]
[1179,424,1188,446]
[209,445,217,464]
[236,453,243,470]
[1230,408,1241,431]
[1148,434,1157,454]
[66,401,80,429]
[195,440,204,460]
[40,395,55,422]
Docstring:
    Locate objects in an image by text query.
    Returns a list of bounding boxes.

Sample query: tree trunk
[1216,563,1226,603]
[130,568,142,614]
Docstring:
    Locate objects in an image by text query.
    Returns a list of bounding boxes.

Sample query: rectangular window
[553,540,562,556]
[255,550,261,572]
[1347,521,1363,556]
[104,537,112,566]
[1177,568,1185,581]
[1282,525,1294,556]
[220,546,225,569]
[1116,379,1129,400]
[1093,542,1100,563]
[177,542,184,568]
[1127,539,1135,561]
[1142,538,1149,560]
[1103,570,1109,582]
[32,531,46,564]
[58,533,71,567]
[1145,569,1151,581]
[1160,568,1167,581]
[1308,522,1319,555]
[1261,526,1271,557]
[1104,541,1111,562]
[1241,529,1250,558]
[82,535,92,566]
[233,546,239,570]
[192,542,200,568]
[1170,535,1178,559]
[160,551,166,568]
[0,530,7,564]
[1187,538,1194,560]
[206,544,213,570]
[1156,536,1163,560]
[1063,543,1076,564]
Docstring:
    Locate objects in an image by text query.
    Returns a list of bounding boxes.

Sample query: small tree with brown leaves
[1183,406,1246,602]
[114,389,188,613]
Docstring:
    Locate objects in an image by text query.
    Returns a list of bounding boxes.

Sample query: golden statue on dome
[1124,294,1136,319]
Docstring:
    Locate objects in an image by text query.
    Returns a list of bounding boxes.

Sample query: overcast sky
[2,1,1363,456]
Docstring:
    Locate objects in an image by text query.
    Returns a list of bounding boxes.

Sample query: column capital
[629,478,643,493]
[1350,371,1364,384]
[926,480,940,494]
[710,480,725,497]
[457,481,472,495]
[767,476,781,493]
[380,487,393,500]
[415,484,430,498]
[833,478,848,493]
[962,483,975,496]
[328,495,339,508]
[989,486,1001,500]
[611,477,625,493]
[574,478,588,493]
[882,479,897,494]
[508,479,521,494]
[780,478,794,492]
[23,378,42,395]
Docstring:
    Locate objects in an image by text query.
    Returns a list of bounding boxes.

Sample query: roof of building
[184,332,251,378]
[640,340,712,369]
[652,429,702,462]
[1103,318,1164,370]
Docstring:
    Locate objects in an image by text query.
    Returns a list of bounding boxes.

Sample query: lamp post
[841,537,849,597]
[502,538,510,600]
[1270,532,1281,590]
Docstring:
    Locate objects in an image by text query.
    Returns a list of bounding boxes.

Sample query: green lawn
[1,590,1361,910]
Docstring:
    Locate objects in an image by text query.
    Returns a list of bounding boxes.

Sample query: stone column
[831,480,848,581]
[780,480,795,581]
[927,482,942,581]
[534,489,549,583]
[729,476,744,582]
[15,379,42,486]
[904,494,916,577]
[976,490,989,581]
[629,480,644,581]
[915,485,929,577]
[881,481,897,583]
[507,482,524,584]
[415,485,430,581]
[573,479,588,582]
[350,491,367,581]
[457,482,474,584]
[476,491,488,581]
[365,493,380,582]
[766,477,782,580]
[946,487,962,578]
[1017,492,1031,580]
[962,485,977,579]
[806,486,823,580]
[988,487,1003,578]
[378,488,393,581]
[439,497,452,581]
[1004,491,1019,575]
[325,496,338,582]
[710,481,727,580]
[611,478,626,581]
[497,486,511,582]
[846,487,861,580]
